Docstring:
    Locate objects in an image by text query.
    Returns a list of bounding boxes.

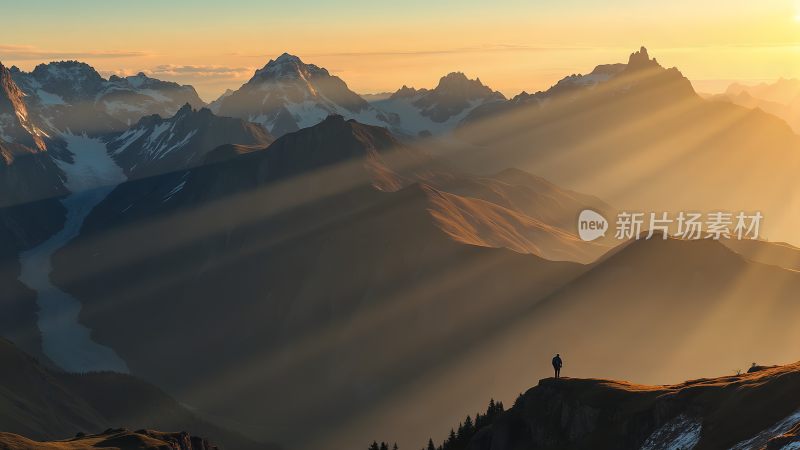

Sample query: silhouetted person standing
[552,354,563,378]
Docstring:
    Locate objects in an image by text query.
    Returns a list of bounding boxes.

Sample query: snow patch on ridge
[731,408,800,450]
[35,89,66,106]
[641,415,701,450]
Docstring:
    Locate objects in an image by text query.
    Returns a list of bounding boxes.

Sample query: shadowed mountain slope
[50,116,601,449]
[0,339,275,450]
[450,47,800,244]
[107,104,273,178]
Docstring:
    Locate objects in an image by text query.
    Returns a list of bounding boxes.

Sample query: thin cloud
[149,64,254,79]
[226,44,603,59]
[310,44,601,57]
[0,44,151,60]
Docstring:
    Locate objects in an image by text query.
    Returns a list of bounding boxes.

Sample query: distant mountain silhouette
[722,238,800,272]
[713,78,800,133]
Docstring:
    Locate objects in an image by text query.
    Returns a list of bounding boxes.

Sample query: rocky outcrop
[0,62,46,151]
[468,363,800,450]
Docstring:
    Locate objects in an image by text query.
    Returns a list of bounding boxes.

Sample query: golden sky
[3,0,800,101]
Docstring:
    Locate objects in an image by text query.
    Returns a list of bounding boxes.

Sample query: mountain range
[10,61,205,131]
[709,78,800,133]
[1,46,800,450]
[448,47,800,244]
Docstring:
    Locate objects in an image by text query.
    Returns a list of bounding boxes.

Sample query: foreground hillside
[0,339,274,450]
[0,429,218,450]
[468,363,800,450]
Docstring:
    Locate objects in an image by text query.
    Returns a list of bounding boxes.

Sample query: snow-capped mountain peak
[216,52,390,137]
[26,60,106,103]
[10,62,205,134]
[370,72,505,136]
[250,52,330,83]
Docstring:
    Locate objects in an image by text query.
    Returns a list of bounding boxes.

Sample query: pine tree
[379,442,389,450]
[445,429,456,450]
[430,398,508,450]
[463,415,474,438]
[369,441,380,450]
[392,443,399,450]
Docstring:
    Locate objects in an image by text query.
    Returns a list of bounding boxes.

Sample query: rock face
[0,139,66,208]
[215,53,391,137]
[0,63,47,151]
[468,362,800,450]
[0,61,67,206]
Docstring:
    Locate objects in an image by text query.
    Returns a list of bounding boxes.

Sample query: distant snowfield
[370,97,482,136]
[18,133,129,373]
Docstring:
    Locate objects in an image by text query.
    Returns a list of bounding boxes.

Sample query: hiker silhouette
[552,354,563,378]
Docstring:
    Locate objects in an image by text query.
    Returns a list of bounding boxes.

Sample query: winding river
[18,133,129,373]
